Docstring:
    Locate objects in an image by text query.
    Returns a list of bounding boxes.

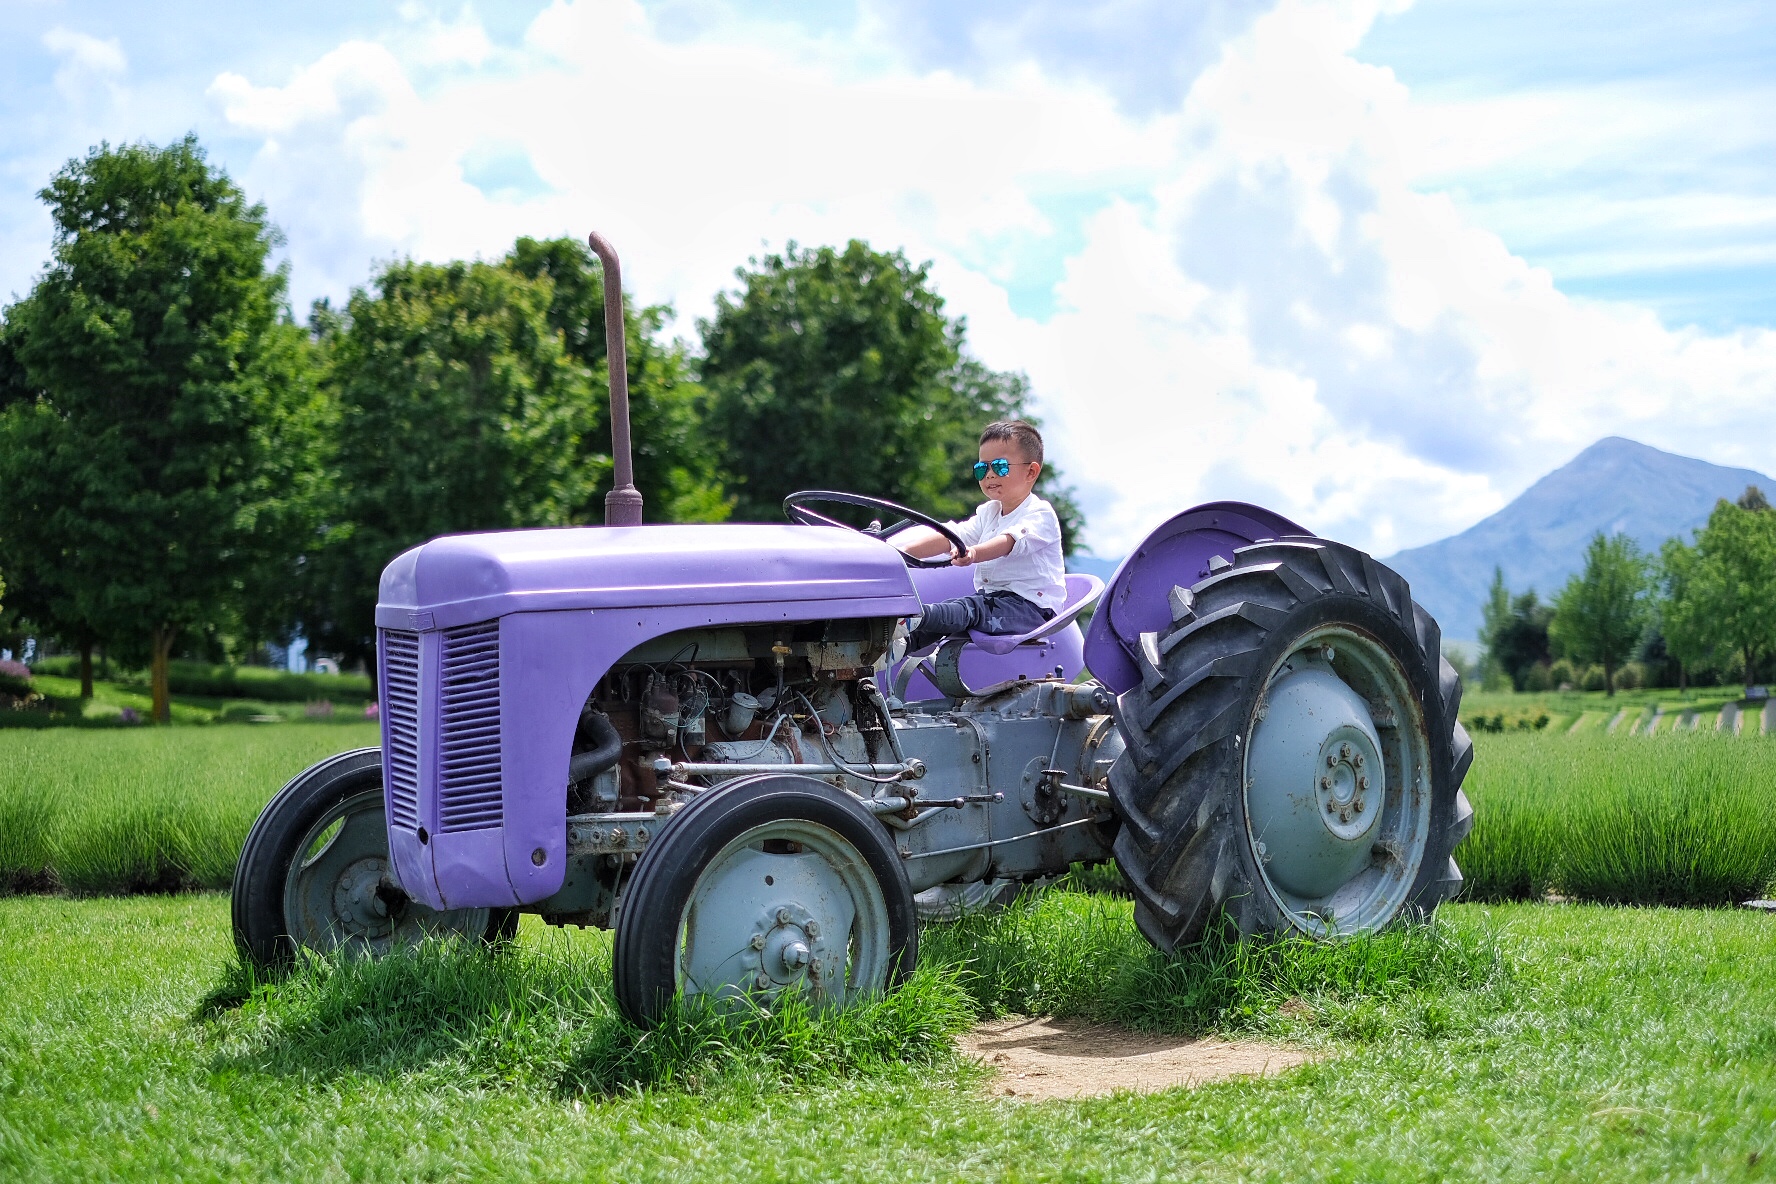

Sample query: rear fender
[1082,502,1313,696]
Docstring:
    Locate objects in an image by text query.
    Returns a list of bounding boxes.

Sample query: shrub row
[0,724,380,894]
[28,657,371,703]
[1458,731,1776,905]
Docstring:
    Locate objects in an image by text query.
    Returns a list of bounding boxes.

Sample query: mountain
[1385,437,1774,647]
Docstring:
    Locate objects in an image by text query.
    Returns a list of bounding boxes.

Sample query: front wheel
[232,748,516,970]
[1109,538,1473,951]
[612,774,917,1027]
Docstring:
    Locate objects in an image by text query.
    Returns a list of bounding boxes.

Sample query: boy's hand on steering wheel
[951,545,976,567]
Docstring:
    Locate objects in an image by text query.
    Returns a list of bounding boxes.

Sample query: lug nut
[755,973,771,989]
[1353,799,1364,814]
[1358,775,1369,791]
[805,921,819,938]
[1326,753,1337,767]
[1340,743,1352,760]
[1320,776,1332,790]
[750,934,766,950]
[1325,800,1336,814]
[1353,753,1364,768]
[777,907,792,925]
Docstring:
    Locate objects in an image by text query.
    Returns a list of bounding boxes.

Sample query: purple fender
[374,524,922,911]
[1083,502,1313,696]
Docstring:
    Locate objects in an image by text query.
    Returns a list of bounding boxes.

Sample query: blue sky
[2,0,1773,557]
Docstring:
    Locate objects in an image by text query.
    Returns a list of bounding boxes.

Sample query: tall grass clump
[0,724,378,894]
[1460,731,1776,905]
[919,887,1503,1035]
[207,934,973,1097]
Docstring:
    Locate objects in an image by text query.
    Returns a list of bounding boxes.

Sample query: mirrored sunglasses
[972,457,1015,480]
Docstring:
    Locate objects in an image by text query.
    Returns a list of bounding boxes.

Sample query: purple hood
[376,523,921,630]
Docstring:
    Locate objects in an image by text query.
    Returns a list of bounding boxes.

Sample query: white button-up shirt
[951,493,1068,609]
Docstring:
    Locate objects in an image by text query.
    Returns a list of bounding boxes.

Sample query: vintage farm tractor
[232,234,1474,1025]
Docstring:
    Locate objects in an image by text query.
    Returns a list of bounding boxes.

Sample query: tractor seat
[962,572,1104,654]
[894,571,1105,701]
[903,569,1105,660]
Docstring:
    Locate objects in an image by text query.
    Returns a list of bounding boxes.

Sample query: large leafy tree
[700,240,1085,549]
[1657,537,1710,689]
[302,256,599,673]
[1675,495,1776,693]
[0,137,322,721]
[1549,532,1651,696]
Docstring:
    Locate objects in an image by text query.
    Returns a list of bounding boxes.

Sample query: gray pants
[908,590,1053,653]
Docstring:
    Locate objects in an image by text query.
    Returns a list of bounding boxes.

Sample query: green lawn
[3,892,1774,1181]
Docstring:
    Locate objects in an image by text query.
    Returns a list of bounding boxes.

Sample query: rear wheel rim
[677,817,891,1010]
[1243,625,1432,936]
[282,788,492,957]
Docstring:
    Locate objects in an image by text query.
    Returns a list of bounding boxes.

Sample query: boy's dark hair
[979,419,1043,465]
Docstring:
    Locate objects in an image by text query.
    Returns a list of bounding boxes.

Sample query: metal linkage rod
[658,758,927,781]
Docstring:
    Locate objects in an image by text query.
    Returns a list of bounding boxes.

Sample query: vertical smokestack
[587,231,643,527]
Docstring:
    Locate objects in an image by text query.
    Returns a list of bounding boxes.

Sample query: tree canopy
[1549,532,1650,696]
[0,136,322,719]
[701,240,1084,548]
[301,255,596,670]
[1479,567,1552,691]
[1662,495,1776,692]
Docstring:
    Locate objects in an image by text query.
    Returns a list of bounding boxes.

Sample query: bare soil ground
[958,1016,1316,1101]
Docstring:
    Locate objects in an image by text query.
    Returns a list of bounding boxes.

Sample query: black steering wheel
[783,490,970,570]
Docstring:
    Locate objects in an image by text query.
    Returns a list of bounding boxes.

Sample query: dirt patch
[959,1016,1316,1101]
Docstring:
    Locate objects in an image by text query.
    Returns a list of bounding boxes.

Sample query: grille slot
[380,630,422,830]
[437,622,504,832]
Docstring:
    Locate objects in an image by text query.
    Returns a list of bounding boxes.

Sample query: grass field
[0,725,377,894]
[3,891,1774,1181]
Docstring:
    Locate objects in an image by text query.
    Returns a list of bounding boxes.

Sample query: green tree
[0,137,321,721]
[506,236,728,524]
[1549,532,1650,697]
[1684,496,1776,694]
[1657,537,1709,690]
[302,256,599,673]
[701,240,1085,549]
[1477,567,1552,691]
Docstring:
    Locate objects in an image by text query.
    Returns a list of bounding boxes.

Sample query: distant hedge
[30,658,372,703]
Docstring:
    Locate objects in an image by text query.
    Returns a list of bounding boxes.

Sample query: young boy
[897,419,1067,653]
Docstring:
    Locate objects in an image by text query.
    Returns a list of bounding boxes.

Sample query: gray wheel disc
[677,817,892,1010]
[281,788,493,958]
[1244,627,1432,936]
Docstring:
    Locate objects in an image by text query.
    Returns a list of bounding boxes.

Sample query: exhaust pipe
[587,231,644,526]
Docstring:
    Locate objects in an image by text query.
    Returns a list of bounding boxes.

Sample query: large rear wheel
[1109,538,1473,951]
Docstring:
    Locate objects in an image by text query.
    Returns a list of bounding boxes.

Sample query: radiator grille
[380,630,422,830]
[437,622,504,832]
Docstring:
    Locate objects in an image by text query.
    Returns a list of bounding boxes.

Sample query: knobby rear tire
[1108,538,1474,952]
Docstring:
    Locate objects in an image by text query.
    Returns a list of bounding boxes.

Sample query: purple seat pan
[965,573,1105,654]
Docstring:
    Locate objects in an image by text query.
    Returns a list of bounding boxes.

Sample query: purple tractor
[232,234,1474,1026]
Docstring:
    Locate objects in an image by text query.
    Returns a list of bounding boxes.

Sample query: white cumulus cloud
[203,0,1776,558]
